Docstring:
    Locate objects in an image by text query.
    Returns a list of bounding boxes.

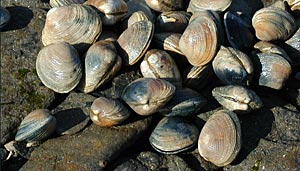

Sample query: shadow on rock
[2,6,33,31]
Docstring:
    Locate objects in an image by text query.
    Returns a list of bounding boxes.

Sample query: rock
[20,117,152,171]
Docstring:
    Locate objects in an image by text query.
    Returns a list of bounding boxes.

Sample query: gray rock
[20,117,152,171]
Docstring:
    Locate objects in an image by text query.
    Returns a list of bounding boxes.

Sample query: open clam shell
[212,85,263,113]
[121,78,176,116]
[15,109,56,144]
[198,110,241,167]
[140,49,182,87]
[117,20,154,65]
[149,116,199,154]
[77,40,122,93]
[212,46,253,85]
[42,4,102,52]
[145,0,183,12]
[36,42,82,94]
[90,97,130,127]
[187,0,232,13]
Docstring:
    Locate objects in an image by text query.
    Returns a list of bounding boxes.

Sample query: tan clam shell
[90,97,130,127]
[125,0,155,22]
[198,110,242,167]
[50,0,86,7]
[121,78,176,116]
[252,7,296,41]
[153,32,183,55]
[140,49,182,87]
[127,11,150,28]
[85,0,127,25]
[179,10,223,66]
[42,4,102,52]
[155,11,191,33]
[188,0,232,13]
[145,0,183,12]
[77,40,122,93]
[36,42,82,94]
[117,20,154,65]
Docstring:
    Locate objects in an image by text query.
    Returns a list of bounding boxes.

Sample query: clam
[145,0,183,12]
[252,7,297,41]
[286,0,300,16]
[125,0,155,22]
[77,40,122,93]
[158,88,207,117]
[0,7,10,29]
[284,28,300,66]
[149,116,199,154]
[187,0,232,13]
[155,11,191,33]
[153,32,183,55]
[198,110,241,167]
[121,78,176,116]
[50,0,86,7]
[251,53,292,90]
[85,0,128,26]
[90,97,130,127]
[224,11,255,52]
[36,42,82,94]
[140,49,182,87]
[212,85,263,113]
[127,11,150,27]
[179,10,223,66]
[42,4,102,52]
[117,20,154,65]
[212,46,253,86]
[98,30,118,42]
[15,109,56,147]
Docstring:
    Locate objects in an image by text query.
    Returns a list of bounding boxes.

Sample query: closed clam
[42,4,102,52]
[188,0,232,13]
[153,32,183,55]
[15,109,56,146]
[140,49,182,87]
[36,42,82,94]
[158,88,207,117]
[212,85,263,113]
[224,11,255,52]
[117,20,154,65]
[156,11,191,33]
[0,7,10,29]
[149,116,199,154]
[127,11,150,27]
[284,28,300,65]
[50,0,86,7]
[252,7,297,41]
[90,97,130,127]
[212,46,253,85]
[198,110,241,167]
[121,78,176,116]
[145,0,183,12]
[77,40,122,93]
[251,53,292,90]
[85,0,127,25]
[179,10,223,66]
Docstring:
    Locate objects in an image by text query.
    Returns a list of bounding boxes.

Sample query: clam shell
[0,7,10,29]
[188,0,232,13]
[212,85,263,113]
[15,109,56,143]
[121,78,176,116]
[212,46,253,85]
[251,53,292,90]
[284,28,300,66]
[153,32,183,55]
[198,110,241,167]
[145,0,183,12]
[85,0,128,25]
[117,20,154,65]
[127,11,150,27]
[36,42,82,93]
[155,11,191,33]
[158,88,207,117]
[140,49,182,87]
[50,0,86,7]
[90,97,130,127]
[179,10,223,66]
[125,0,155,22]
[149,116,199,154]
[252,7,296,41]
[224,11,255,52]
[77,40,122,93]
[286,0,300,16]
[42,4,102,52]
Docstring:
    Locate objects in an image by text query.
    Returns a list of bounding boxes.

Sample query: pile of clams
[5,0,300,170]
